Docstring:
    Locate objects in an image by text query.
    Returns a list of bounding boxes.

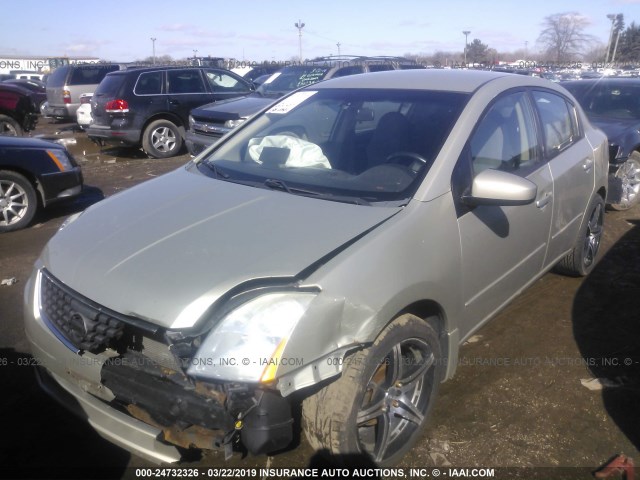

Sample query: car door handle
[536,192,552,208]
[169,99,180,105]
[582,158,593,172]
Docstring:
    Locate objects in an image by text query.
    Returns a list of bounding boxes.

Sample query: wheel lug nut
[392,400,399,408]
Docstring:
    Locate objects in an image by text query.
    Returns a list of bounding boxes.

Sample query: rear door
[531,90,595,267]
[166,69,213,124]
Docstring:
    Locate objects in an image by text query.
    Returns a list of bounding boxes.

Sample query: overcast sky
[2,0,640,62]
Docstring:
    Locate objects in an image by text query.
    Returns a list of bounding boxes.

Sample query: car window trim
[530,88,583,160]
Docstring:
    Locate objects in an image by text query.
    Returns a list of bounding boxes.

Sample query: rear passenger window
[69,66,118,85]
[167,70,206,94]
[135,71,163,95]
[470,92,539,175]
[532,91,577,157]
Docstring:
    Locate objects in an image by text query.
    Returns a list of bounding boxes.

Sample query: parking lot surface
[0,120,638,479]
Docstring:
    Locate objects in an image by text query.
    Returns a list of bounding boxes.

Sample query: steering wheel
[386,151,429,174]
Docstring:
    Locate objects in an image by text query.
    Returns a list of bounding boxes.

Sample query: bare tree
[537,12,595,62]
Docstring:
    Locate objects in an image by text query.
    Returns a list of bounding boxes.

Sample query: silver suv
[25,69,608,466]
[45,63,121,119]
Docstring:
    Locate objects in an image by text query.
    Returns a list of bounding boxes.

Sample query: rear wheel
[0,115,22,136]
[142,120,183,158]
[302,314,442,466]
[609,153,640,211]
[555,194,604,276]
[0,170,37,232]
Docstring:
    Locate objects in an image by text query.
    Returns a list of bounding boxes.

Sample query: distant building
[0,55,102,75]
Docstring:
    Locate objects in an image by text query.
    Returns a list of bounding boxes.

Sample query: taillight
[63,89,71,104]
[105,99,129,113]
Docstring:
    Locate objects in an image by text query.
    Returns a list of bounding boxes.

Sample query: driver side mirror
[462,169,537,206]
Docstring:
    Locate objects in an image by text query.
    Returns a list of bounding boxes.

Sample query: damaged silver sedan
[24,69,608,466]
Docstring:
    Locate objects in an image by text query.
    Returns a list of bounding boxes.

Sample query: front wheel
[0,115,23,136]
[609,153,640,211]
[0,170,38,232]
[302,314,442,466]
[555,194,604,277]
[142,120,183,158]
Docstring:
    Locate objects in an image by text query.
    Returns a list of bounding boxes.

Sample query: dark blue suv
[87,67,254,158]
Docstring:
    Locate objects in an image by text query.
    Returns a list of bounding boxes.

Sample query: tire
[0,114,23,136]
[609,153,640,211]
[302,314,443,466]
[555,194,604,277]
[0,170,38,232]
[142,120,183,158]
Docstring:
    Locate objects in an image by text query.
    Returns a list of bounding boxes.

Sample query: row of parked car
[69,56,422,157]
[2,56,640,237]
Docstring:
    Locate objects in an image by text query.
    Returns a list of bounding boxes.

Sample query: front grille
[192,120,227,138]
[39,269,124,353]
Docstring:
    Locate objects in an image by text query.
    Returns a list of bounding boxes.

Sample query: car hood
[41,166,399,329]
[589,116,640,143]
[190,95,275,121]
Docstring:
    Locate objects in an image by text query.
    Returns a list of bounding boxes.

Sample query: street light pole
[150,37,156,65]
[337,42,341,57]
[462,31,471,67]
[605,14,615,64]
[295,20,305,62]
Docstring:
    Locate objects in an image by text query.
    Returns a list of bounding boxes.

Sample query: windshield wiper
[263,178,371,205]
[201,161,230,179]
[264,178,294,193]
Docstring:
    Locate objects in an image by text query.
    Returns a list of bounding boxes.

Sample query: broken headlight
[187,292,315,383]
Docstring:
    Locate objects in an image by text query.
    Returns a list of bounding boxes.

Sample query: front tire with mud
[302,314,442,466]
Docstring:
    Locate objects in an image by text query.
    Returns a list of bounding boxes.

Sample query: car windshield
[565,82,640,119]
[198,88,468,205]
[255,66,332,98]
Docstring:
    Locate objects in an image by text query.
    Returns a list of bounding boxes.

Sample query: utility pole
[462,31,471,66]
[150,37,156,65]
[605,14,615,63]
[295,20,305,62]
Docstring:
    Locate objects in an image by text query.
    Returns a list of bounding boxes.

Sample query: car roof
[311,68,555,93]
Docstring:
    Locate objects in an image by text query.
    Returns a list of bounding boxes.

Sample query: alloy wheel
[356,338,436,463]
[0,179,29,226]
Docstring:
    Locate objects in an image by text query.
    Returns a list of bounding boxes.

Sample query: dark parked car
[0,136,83,232]
[0,83,40,136]
[186,56,421,155]
[563,78,640,210]
[87,66,255,158]
[2,78,47,110]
